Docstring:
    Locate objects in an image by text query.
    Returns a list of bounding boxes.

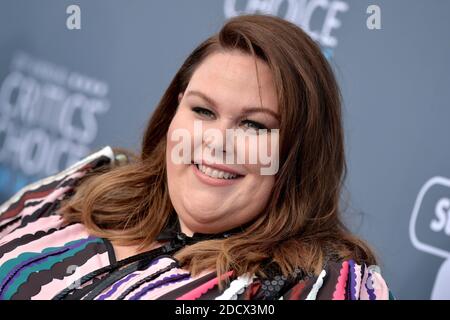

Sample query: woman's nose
[203,131,226,154]
[202,120,233,154]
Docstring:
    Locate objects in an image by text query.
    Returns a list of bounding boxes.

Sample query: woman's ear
[178,92,184,105]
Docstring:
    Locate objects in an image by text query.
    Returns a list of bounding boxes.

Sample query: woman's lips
[191,162,244,186]
[192,159,245,176]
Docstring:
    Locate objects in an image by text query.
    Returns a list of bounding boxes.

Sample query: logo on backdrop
[223,0,350,59]
[0,51,110,197]
[409,176,450,299]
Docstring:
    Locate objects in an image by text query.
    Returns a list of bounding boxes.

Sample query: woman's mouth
[191,161,244,186]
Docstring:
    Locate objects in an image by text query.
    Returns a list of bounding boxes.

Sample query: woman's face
[166,50,279,236]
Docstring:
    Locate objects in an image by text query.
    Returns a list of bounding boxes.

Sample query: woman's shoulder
[281,259,393,300]
[0,146,116,239]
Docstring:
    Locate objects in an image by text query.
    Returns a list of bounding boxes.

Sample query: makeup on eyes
[190,105,273,131]
[185,89,279,125]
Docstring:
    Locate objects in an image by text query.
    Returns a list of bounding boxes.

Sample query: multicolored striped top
[0,146,393,300]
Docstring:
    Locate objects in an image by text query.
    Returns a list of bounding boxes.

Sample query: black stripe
[0,224,72,259]
[116,261,179,300]
[11,241,108,299]
[156,271,218,300]
[101,238,116,265]
[81,261,142,300]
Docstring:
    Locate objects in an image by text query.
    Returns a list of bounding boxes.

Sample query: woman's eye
[192,106,215,118]
[242,120,267,131]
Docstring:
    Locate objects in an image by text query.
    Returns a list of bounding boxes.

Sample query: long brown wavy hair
[59,14,377,286]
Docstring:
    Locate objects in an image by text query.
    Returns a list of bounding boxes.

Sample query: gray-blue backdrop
[1,0,449,300]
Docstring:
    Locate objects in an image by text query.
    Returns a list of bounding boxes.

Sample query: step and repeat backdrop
[0,0,449,299]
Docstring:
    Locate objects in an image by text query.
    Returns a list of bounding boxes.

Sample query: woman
[0,14,393,300]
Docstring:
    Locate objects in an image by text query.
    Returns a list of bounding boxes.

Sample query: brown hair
[60,14,377,286]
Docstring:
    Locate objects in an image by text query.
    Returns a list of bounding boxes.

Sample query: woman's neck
[110,240,169,261]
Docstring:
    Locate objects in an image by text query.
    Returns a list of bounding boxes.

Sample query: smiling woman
[166,50,278,236]
[0,14,393,300]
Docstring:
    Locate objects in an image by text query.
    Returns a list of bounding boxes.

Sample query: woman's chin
[179,210,229,233]
[181,217,229,234]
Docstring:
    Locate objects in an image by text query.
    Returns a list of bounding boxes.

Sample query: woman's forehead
[185,51,279,115]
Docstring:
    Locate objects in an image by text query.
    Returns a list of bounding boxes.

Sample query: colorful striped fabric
[0,146,393,300]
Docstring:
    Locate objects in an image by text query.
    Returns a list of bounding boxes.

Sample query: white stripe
[215,273,256,300]
[306,269,327,300]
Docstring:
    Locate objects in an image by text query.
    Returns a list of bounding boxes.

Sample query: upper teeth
[197,164,238,179]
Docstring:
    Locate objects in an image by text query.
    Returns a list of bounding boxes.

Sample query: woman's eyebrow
[185,90,280,121]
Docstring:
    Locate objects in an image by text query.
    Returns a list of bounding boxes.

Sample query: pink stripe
[0,199,59,240]
[359,264,370,300]
[6,185,69,220]
[0,223,89,263]
[353,264,362,300]
[176,271,234,300]
[0,170,85,223]
[332,261,349,300]
[120,267,190,300]
[9,170,84,220]
[0,215,64,246]
[99,257,180,300]
[0,220,21,240]
[0,171,86,245]
[371,271,389,300]
[32,251,110,299]
[144,269,214,300]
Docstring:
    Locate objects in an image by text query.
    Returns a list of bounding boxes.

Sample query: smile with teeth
[195,163,239,179]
